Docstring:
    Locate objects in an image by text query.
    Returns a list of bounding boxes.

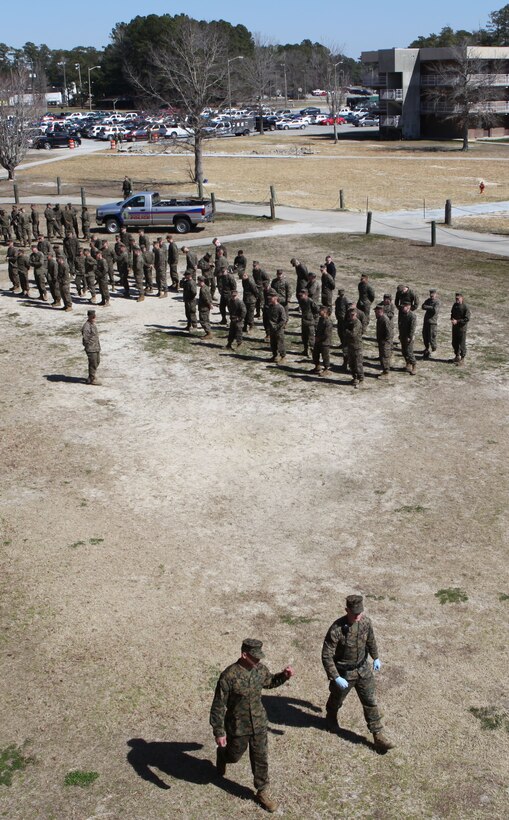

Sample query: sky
[3,0,500,57]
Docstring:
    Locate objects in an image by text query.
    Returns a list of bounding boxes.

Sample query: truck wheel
[174,217,191,234]
[43,142,52,150]
[105,218,121,234]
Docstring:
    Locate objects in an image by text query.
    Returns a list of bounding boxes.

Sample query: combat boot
[215,747,226,777]
[137,295,145,302]
[373,732,395,751]
[325,710,340,732]
[257,790,277,813]
[378,370,390,379]
[422,348,430,359]
[90,296,97,304]
[352,378,359,389]
[457,357,464,366]
[202,333,213,340]
[410,363,417,375]
[405,362,412,373]
[52,300,62,307]
[64,306,73,312]
[318,368,331,377]
[310,366,321,374]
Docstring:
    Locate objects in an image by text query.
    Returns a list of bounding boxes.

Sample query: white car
[276,117,307,130]
[160,124,189,139]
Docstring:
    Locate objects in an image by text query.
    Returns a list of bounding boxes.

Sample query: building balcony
[380,115,401,127]
[380,89,403,101]
[421,73,509,87]
[421,100,509,114]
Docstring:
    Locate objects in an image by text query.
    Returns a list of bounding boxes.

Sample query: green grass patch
[0,744,33,786]
[435,587,468,604]
[394,505,427,513]
[54,324,81,337]
[280,613,316,626]
[498,592,509,602]
[144,328,198,357]
[68,540,86,549]
[64,770,99,787]
[469,706,508,731]
[89,537,104,545]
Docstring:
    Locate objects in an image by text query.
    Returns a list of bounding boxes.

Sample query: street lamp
[88,65,101,112]
[227,55,244,115]
[333,60,344,144]
[280,61,288,108]
[74,62,82,104]
[58,60,67,106]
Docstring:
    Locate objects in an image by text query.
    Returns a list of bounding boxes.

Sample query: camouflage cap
[383,293,391,299]
[241,638,265,659]
[397,284,407,292]
[429,288,437,294]
[87,310,96,317]
[346,594,364,614]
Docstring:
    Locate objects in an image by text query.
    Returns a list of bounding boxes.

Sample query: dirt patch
[1,231,508,819]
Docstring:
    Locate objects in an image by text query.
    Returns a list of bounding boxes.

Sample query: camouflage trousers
[326,667,383,734]
[399,335,416,365]
[313,341,330,369]
[228,320,243,346]
[347,346,364,380]
[185,299,197,328]
[452,326,467,359]
[243,300,255,330]
[378,341,392,372]
[199,307,211,334]
[269,328,285,358]
[86,351,100,383]
[302,322,315,355]
[422,322,437,352]
[219,731,269,792]
[169,264,179,290]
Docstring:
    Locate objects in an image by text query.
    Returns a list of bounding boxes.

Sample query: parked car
[276,117,307,130]
[254,115,278,132]
[33,133,82,150]
[160,124,189,139]
[354,115,379,127]
[300,106,322,116]
[96,191,214,235]
[318,116,346,125]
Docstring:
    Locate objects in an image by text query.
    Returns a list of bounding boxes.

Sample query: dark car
[300,106,322,116]
[34,133,82,150]
[254,115,278,132]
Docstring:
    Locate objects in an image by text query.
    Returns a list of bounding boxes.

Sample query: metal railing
[380,115,401,127]
[421,100,509,113]
[421,73,509,87]
[380,89,403,100]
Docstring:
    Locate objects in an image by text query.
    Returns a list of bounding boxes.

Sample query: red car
[318,116,346,126]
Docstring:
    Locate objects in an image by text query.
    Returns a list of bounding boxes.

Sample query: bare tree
[240,36,277,134]
[125,19,228,197]
[0,66,42,179]
[424,44,496,150]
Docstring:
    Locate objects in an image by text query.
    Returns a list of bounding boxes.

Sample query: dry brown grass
[453,214,509,235]
[1,230,508,819]
[4,134,509,212]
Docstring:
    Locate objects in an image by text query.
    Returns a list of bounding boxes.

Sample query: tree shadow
[44,374,86,383]
[126,738,254,801]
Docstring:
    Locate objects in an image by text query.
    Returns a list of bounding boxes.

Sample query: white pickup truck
[95,191,214,234]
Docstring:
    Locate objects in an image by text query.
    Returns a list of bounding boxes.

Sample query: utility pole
[227,55,244,114]
[88,65,100,112]
[58,60,67,106]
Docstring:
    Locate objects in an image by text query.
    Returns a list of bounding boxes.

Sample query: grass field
[1,228,508,819]
[3,133,509,213]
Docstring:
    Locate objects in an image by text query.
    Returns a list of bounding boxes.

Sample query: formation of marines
[2,206,472,383]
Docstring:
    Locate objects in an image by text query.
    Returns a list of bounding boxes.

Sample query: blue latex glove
[373,658,381,672]
[334,675,349,689]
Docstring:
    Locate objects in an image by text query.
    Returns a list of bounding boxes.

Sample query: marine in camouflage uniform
[182,246,198,278]
[46,253,60,305]
[290,257,309,295]
[267,295,286,362]
[197,276,213,338]
[44,204,59,239]
[271,270,291,321]
[218,268,237,324]
[252,261,270,318]
[56,253,73,311]
[6,241,20,291]
[16,249,31,296]
[398,303,417,373]
[101,241,116,289]
[132,248,145,302]
[311,305,333,374]
[153,240,168,297]
[210,638,293,813]
[30,205,40,239]
[233,250,247,275]
[306,272,320,305]
[395,284,419,312]
[63,231,80,275]
[320,265,335,309]
[198,252,216,298]
[322,595,394,751]
[241,271,258,331]
[450,293,470,364]
[142,247,154,293]
[82,309,101,384]
[298,287,319,357]
[81,207,91,240]
[29,246,48,300]
[74,249,86,296]
[226,291,247,348]
[94,252,110,307]
[167,237,179,290]
[334,289,349,358]
[344,307,364,387]
[421,289,440,358]
[20,208,32,246]
[375,304,392,378]
[83,250,97,304]
[0,209,11,243]
[181,271,197,330]
[356,274,375,324]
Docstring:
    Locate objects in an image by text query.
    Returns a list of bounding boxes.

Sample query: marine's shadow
[126,738,253,800]
[263,696,373,749]
[44,374,86,383]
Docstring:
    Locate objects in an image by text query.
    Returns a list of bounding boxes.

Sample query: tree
[240,36,277,133]
[424,45,496,150]
[126,17,228,196]
[0,66,42,178]
[487,3,509,44]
